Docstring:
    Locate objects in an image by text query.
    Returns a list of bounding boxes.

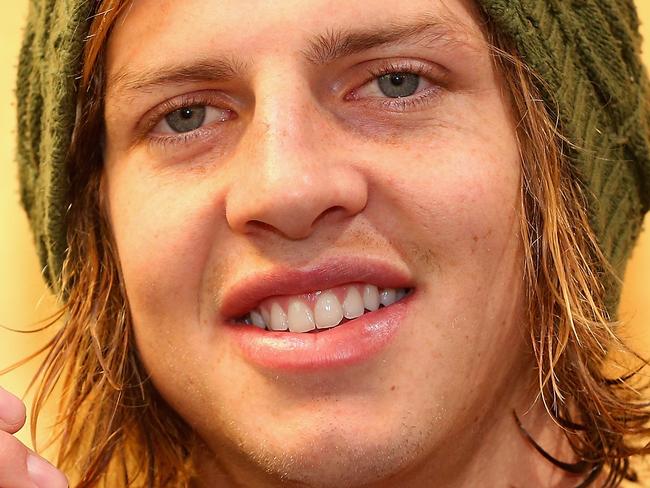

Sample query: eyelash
[356,59,442,112]
[144,94,230,148]
[144,60,442,147]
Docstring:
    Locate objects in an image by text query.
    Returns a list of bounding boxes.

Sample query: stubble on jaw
[201,413,441,488]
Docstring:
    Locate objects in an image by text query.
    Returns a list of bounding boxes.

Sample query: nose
[225,74,368,240]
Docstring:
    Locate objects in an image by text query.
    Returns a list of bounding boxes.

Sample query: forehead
[106,0,486,95]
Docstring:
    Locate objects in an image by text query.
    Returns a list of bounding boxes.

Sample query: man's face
[102,0,531,485]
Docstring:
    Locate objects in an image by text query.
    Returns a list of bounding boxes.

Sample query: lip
[218,257,416,371]
[218,257,414,320]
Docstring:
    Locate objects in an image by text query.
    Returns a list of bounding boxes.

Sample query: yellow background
[1,0,649,475]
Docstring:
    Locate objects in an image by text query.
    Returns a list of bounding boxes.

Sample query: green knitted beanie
[16,0,650,309]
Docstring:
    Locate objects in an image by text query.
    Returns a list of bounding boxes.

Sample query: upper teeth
[238,284,410,332]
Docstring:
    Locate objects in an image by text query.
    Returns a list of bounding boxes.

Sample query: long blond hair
[10,1,650,486]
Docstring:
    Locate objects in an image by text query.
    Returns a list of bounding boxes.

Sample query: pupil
[390,74,405,86]
[165,105,207,133]
[377,72,419,98]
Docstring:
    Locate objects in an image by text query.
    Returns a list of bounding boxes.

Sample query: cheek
[374,121,526,379]
[103,166,222,321]
[381,127,522,265]
[355,87,522,272]
[103,170,234,412]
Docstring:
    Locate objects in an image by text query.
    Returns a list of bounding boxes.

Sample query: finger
[25,451,68,488]
[0,387,26,434]
[0,430,67,488]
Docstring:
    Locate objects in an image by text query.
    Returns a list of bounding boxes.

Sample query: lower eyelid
[347,85,443,113]
[147,125,219,150]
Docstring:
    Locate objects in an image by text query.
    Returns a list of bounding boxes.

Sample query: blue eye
[376,73,420,98]
[165,106,206,133]
[152,103,232,136]
[349,60,441,112]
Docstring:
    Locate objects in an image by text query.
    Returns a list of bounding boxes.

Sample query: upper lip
[218,256,414,320]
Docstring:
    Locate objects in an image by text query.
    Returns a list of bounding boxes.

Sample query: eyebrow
[108,13,472,97]
[301,13,469,65]
[109,57,248,95]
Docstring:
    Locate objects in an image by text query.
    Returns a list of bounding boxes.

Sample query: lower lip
[222,292,415,371]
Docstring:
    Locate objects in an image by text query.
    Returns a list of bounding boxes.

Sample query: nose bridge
[225,62,367,239]
[254,70,316,176]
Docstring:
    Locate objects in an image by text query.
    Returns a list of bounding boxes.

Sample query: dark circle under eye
[377,73,420,98]
[165,106,207,133]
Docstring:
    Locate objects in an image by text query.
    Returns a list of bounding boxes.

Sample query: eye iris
[377,73,420,98]
[165,106,207,133]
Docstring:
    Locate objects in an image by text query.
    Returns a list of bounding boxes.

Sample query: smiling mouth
[233,282,414,333]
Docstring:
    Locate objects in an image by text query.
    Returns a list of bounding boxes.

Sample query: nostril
[243,204,355,240]
[246,220,285,235]
[309,204,358,231]
[314,205,346,223]
[246,219,314,240]
[225,165,368,239]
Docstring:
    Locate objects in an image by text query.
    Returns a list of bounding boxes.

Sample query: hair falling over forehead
[8,0,650,486]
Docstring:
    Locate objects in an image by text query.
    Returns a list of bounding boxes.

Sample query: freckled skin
[102,0,584,487]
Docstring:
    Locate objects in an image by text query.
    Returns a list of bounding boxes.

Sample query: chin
[252,438,410,488]
[224,415,434,488]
